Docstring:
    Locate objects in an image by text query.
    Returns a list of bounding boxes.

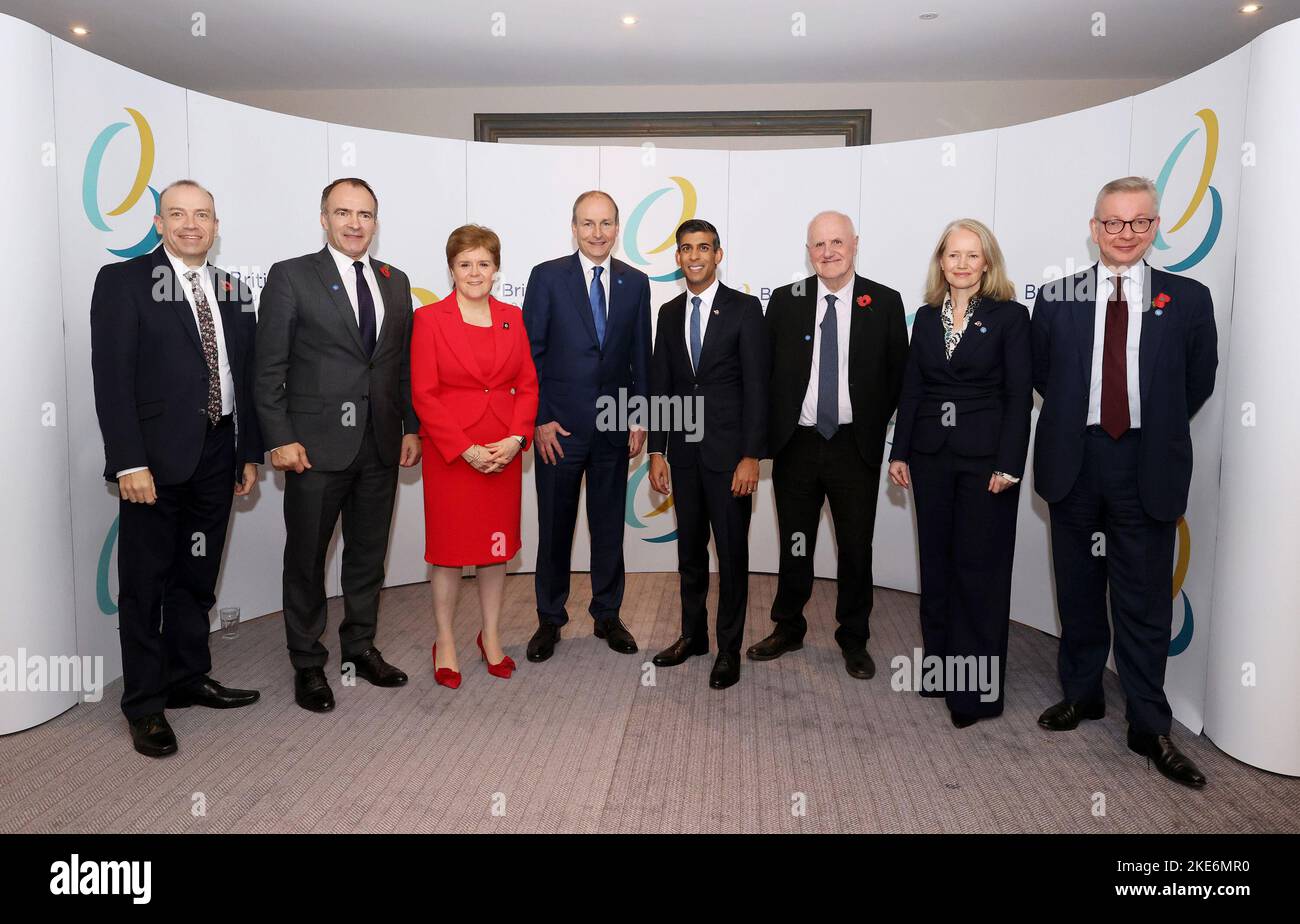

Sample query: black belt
[1086,424,1139,436]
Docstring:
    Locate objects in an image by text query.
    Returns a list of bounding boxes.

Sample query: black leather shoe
[294,666,335,712]
[1037,699,1106,731]
[345,647,408,687]
[842,647,875,679]
[527,624,561,662]
[166,676,259,709]
[950,711,980,729]
[710,653,740,690]
[128,713,178,758]
[593,617,638,654]
[1127,729,1207,789]
[652,635,709,667]
[746,629,804,661]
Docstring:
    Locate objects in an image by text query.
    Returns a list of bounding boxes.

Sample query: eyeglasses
[1098,217,1155,235]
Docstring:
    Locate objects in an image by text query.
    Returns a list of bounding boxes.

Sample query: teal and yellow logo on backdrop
[625,459,676,543]
[97,516,118,615]
[1153,108,1221,272]
[83,107,160,258]
[623,176,697,282]
[1169,516,1194,656]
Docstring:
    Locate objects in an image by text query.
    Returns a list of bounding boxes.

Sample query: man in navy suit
[647,219,769,689]
[91,180,263,757]
[523,191,653,661]
[1032,176,1217,788]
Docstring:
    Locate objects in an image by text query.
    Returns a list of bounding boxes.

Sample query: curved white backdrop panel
[1,12,1295,775]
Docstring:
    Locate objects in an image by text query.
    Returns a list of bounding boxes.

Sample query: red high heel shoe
[432,643,461,689]
[477,632,516,679]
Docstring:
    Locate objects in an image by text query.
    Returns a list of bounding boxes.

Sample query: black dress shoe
[1127,729,1207,789]
[950,711,980,729]
[842,647,875,680]
[346,647,408,687]
[527,624,561,662]
[1037,699,1106,731]
[746,629,804,661]
[652,635,709,667]
[710,653,740,690]
[294,666,335,712]
[593,617,638,654]
[166,676,260,709]
[128,713,178,758]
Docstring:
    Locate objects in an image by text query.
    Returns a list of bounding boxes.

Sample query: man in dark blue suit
[1032,176,1217,788]
[647,219,769,689]
[523,191,653,661]
[91,180,263,757]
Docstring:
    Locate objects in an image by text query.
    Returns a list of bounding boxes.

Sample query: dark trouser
[672,461,753,658]
[1049,427,1177,735]
[281,423,397,669]
[117,416,235,720]
[533,430,627,626]
[770,425,879,650]
[910,445,1018,717]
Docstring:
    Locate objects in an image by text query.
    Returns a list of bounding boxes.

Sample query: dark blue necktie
[689,295,702,372]
[353,260,377,356]
[816,294,839,439]
[590,265,608,348]
[590,265,606,346]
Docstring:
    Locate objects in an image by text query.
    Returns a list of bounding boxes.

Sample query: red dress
[410,293,539,566]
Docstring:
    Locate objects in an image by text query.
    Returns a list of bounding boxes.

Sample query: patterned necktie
[590,265,606,346]
[689,295,702,372]
[184,270,223,425]
[353,261,377,356]
[1100,276,1130,440]
[816,294,840,439]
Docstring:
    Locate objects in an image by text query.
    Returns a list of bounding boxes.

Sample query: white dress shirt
[577,250,612,319]
[117,249,234,478]
[327,242,387,338]
[798,276,854,427]
[1087,260,1144,428]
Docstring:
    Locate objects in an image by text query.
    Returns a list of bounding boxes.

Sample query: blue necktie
[590,265,606,346]
[816,294,839,439]
[689,295,702,373]
[353,261,377,356]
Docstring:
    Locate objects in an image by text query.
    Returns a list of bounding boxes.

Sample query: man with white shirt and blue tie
[1032,176,1218,788]
[647,220,769,689]
[255,177,422,713]
[752,211,909,680]
[91,179,264,757]
[522,191,653,662]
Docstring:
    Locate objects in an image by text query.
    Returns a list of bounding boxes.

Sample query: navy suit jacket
[522,253,652,445]
[648,281,769,471]
[1031,262,1218,522]
[890,297,1032,478]
[91,245,264,485]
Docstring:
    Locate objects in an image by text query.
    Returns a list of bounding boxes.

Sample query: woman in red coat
[411,225,538,687]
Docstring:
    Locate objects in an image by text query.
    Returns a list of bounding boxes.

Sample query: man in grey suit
[255,177,421,712]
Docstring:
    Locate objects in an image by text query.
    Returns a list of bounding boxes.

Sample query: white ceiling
[5,0,1298,90]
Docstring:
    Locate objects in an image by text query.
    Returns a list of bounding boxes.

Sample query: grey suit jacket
[254,247,419,471]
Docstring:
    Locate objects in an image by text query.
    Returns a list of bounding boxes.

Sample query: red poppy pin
[857,294,872,308]
[1153,292,1171,308]
[222,280,233,293]
[379,264,391,279]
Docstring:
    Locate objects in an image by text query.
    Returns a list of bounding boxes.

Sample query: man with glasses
[1031,176,1218,788]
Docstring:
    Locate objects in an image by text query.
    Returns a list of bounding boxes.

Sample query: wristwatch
[513,434,527,448]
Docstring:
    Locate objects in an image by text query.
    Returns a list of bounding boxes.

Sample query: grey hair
[1094,176,1159,217]
[158,179,216,216]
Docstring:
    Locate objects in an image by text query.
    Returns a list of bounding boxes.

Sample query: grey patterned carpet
[2,574,1296,833]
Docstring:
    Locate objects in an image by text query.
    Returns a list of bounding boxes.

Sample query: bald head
[806,211,858,289]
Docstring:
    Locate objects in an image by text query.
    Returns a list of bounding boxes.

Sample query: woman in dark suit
[411,225,538,687]
[888,218,1031,727]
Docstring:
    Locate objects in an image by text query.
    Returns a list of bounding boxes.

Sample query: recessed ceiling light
[919,12,940,20]
[1239,3,1261,12]
[70,25,89,36]
[622,15,638,25]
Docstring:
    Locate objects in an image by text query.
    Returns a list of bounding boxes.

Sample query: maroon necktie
[1100,275,1130,440]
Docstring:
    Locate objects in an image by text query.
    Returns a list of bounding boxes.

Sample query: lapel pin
[713,309,720,316]
[1155,309,1163,317]
[979,326,988,333]
[804,334,812,342]
[331,283,340,291]
[857,294,871,307]
[502,321,510,329]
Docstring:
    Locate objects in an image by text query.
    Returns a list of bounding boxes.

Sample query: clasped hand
[462,437,520,474]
